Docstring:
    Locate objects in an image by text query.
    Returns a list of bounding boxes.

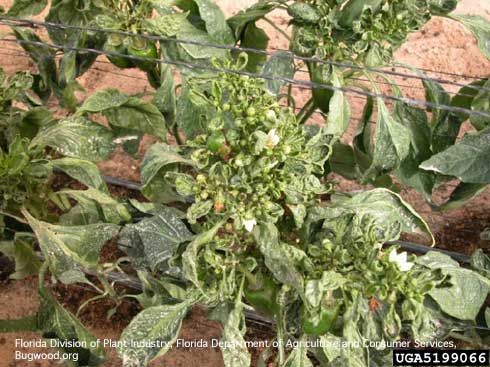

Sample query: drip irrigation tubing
[2,16,490,95]
[91,172,480,260]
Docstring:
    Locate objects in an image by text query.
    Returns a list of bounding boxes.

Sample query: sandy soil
[0,0,490,366]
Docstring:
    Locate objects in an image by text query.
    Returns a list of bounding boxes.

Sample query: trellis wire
[1,16,490,95]
[294,68,484,99]
[2,36,490,122]
[1,48,483,144]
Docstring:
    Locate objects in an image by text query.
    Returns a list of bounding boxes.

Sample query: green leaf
[154,65,177,124]
[144,12,189,37]
[187,200,213,224]
[417,251,490,320]
[182,221,223,290]
[329,142,359,180]
[37,268,106,366]
[51,158,108,193]
[284,336,313,367]
[428,0,458,14]
[57,188,131,224]
[423,77,450,127]
[118,302,189,367]
[240,23,269,72]
[471,249,490,279]
[253,223,304,294]
[420,128,490,183]
[221,295,251,367]
[30,116,114,162]
[22,209,119,277]
[470,79,490,131]
[7,0,47,17]
[0,236,40,280]
[227,0,277,38]
[395,104,435,200]
[118,206,193,271]
[79,89,167,140]
[431,79,486,154]
[326,68,351,137]
[12,28,57,95]
[141,143,194,186]
[194,0,234,45]
[177,21,229,59]
[310,188,433,242]
[453,15,490,58]
[263,52,295,96]
[452,78,488,122]
[364,99,410,180]
[437,182,488,211]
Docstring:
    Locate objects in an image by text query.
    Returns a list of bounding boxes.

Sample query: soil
[1,0,490,366]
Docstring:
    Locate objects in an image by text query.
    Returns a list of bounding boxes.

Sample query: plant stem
[96,271,117,299]
[173,125,183,145]
[263,17,291,42]
[297,98,316,124]
[276,309,286,365]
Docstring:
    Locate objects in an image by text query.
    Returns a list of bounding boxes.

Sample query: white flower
[243,218,257,232]
[266,129,280,148]
[388,249,414,272]
[266,110,276,121]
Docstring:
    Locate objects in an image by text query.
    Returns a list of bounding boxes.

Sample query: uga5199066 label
[393,349,489,366]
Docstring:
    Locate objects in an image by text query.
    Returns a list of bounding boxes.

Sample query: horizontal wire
[2,16,490,95]
[1,48,483,146]
[3,37,490,120]
[2,14,489,83]
[295,68,484,99]
[0,47,479,140]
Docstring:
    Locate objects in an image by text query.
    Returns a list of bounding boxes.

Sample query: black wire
[6,47,486,138]
[3,37,490,121]
[1,16,490,95]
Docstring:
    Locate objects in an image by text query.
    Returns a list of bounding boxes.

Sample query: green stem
[287,84,293,107]
[276,309,286,365]
[297,98,316,124]
[173,125,183,145]
[263,17,291,41]
[0,210,28,224]
[76,293,108,318]
[96,271,117,299]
